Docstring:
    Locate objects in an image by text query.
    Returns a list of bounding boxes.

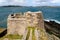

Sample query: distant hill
[1,5,60,8]
[1,5,23,7]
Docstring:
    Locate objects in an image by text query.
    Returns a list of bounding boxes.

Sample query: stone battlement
[8,11,42,19]
[7,11,44,35]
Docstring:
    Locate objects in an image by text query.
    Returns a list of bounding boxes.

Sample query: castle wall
[7,14,27,35]
[7,11,44,35]
[25,11,44,28]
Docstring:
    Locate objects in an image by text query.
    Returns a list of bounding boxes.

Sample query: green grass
[32,28,36,40]
[5,34,23,39]
[26,28,30,40]
[0,34,23,40]
[26,26,36,40]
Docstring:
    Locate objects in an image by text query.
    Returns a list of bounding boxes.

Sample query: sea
[0,6,60,28]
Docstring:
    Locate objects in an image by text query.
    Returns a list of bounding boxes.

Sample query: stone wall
[7,11,44,35]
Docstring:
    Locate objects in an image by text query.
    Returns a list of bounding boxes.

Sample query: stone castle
[7,11,44,35]
[1,11,59,40]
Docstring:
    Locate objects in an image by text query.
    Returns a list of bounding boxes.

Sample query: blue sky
[0,0,60,6]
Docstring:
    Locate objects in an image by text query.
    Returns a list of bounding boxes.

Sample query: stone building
[7,11,44,35]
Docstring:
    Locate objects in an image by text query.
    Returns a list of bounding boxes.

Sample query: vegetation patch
[26,26,36,40]
[26,28,30,40]
[0,34,23,40]
[32,28,36,40]
[5,34,23,39]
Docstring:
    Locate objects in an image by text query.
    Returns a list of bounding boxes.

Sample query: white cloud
[0,0,28,6]
[0,0,7,2]
[8,0,26,5]
[33,0,60,3]
[51,0,60,3]
[0,0,60,6]
[11,0,26,4]
[32,0,60,6]
[0,0,8,6]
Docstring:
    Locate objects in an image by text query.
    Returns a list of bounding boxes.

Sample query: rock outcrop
[44,21,60,38]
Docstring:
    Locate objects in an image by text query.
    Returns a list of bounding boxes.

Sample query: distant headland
[1,5,22,7]
[0,5,60,7]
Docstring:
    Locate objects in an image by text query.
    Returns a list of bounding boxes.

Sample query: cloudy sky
[0,0,60,6]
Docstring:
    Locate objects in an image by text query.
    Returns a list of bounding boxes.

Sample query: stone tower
[25,11,44,28]
[7,11,44,35]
